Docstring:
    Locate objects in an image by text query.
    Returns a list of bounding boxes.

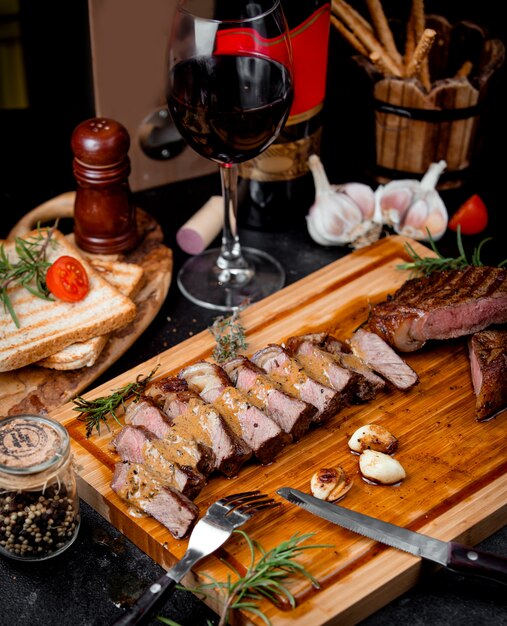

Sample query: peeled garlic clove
[359,450,406,485]
[375,160,448,241]
[310,466,352,501]
[348,424,398,455]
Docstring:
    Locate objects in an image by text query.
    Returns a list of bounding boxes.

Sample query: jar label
[0,418,61,469]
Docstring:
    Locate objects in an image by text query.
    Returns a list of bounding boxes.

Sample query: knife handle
[448,542,507,585]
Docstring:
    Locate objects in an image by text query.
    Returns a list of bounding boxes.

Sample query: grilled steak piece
[111,462,198,539]
[124,396,215,475]
[468,327,507,421]
[367,267,507,352]
[179,361,291,465]
[320,334,386,401]
[285,335,358,406]
[348,329,418,390]
[111,425,206,499]
[150,375,252,477]
[251,344,342,423]
[223,356,316,441]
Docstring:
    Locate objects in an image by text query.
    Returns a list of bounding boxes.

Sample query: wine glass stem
[216,164,253,284]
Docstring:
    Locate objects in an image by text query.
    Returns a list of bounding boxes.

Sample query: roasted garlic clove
[310,466,352,501]
[348,424,398,455]
[358,450,406,485]
[375,160,448,241]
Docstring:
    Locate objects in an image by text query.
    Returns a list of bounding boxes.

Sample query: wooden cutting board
[49,234,507,625]
[0,192,172,416]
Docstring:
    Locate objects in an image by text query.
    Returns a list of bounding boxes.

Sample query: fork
[111,490,279,626]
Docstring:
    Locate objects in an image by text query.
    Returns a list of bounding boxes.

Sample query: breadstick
[331,15,369,56]
[369,51,400,77]
[331,0,374,36]
[406,28,436,89]
[404,9,416,66]
[366,0,404,69]
[455,60,473,78]
[331,0,403,77]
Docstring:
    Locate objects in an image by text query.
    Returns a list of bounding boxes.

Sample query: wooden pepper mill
[72,117,139,254]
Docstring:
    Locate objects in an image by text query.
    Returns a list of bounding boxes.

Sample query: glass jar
[0,415,80,561]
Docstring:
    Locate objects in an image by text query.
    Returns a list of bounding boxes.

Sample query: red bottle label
[213,4,330,122]
[288,4,331,121]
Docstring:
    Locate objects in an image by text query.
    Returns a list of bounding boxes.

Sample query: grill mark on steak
[150,375,252,477]
[251,344,342,424]
[348,329,419,390]
[179,361,291,465]
[111,425,206,499]
[111,462,198,539]
[367,267,507,352]
[468,327,507,421]
[223,355,316,441]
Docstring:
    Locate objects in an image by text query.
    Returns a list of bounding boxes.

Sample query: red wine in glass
[169,55,293,165]
[167,0,294,311]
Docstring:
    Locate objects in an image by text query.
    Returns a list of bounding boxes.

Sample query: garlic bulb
[348,424,398,455]
[307,155,382,249]
[310,466,352,501]
[358,450,406,485]
[375,160,448,241]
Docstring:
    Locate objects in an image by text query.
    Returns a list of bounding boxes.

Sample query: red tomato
[46,256,89,302]
[448,194,488,235]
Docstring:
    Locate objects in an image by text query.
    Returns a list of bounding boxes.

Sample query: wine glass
[166,0,293,311]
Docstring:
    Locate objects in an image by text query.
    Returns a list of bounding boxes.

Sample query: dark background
[0,2,506,625]
[1,0,506,242]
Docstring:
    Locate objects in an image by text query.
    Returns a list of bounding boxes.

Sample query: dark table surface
[1,164,506,625]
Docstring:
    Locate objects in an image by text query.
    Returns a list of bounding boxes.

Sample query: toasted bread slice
[0,229,137,372]
[37,259,144,370]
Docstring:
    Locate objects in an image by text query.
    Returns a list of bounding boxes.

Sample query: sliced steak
[321,334,386,400]
[111,462,198,539]
[251,344,342,424]
[468,327,507,421]
[111,425,206,499]
[367,267,507,352]
[179,361,291,465]
[285,335,358,406]
[223,355,316,441]
[151,375,252,477]
[348,329,418,390]
[124,396,215,475]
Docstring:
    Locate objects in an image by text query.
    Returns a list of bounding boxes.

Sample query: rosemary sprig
[73,366,159,437]
[398,226,507,276]
[209,307,248,363]
[183,530,332,626]
[0,223,58,327]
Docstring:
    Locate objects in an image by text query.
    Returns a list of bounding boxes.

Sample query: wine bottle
[237,0,331,231]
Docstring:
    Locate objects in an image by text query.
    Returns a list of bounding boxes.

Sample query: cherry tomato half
[448,194,488,235]
[46,255,90,302]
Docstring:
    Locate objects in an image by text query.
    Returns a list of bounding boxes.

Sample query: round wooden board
[0,191,173,416]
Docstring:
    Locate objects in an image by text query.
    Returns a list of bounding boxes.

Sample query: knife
[277,487,507,585]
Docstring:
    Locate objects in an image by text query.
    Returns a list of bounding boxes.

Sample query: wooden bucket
[357,15,505,188]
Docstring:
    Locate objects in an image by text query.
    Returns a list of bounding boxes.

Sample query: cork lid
[0,415,69,474]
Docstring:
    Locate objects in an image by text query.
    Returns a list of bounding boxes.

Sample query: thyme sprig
[209,307,248,363]
[0,223,58,327]
[398,226,507,276]
[179,531,331,626]
[73,366,159,437]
